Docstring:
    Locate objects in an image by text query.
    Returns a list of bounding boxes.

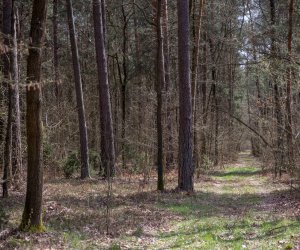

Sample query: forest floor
[1,151,300,249]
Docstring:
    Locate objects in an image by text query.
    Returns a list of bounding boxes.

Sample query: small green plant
[43,140,56,169]
[89,150,101,171]
[43,141,53,162]
[202,155,213,171]
[63,151,80,178]
[109,243,121,250]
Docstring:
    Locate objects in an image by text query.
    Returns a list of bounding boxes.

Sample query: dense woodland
[0,0,300,249]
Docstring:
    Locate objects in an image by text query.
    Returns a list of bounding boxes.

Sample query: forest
[0,0,300,249]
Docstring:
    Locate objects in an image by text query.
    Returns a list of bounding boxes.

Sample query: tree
[92,0,116,177]
[53,0,61,102]
[11,5,22,185]
[269,0,284,178]
[20,0,48,232]
[177,0,194,191]
[2,0,13,198]
[162,0,173,169]
[191,0,205,171]
[66,0,90,179]
[285,0,295,169]
[155,0,165,191]
[2,1,22,197]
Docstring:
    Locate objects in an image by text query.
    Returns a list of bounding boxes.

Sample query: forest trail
[156,151,300,249]
[1,151,300,249]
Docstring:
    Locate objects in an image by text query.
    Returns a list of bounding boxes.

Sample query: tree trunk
[156,0,165,191]
[2,0,13,198]
[177,0,194,192]
[121,3,128,169]
[133,0,143,148]
[66,0,90,179]
[191,0,205,172]
[162,0,174,169]
[199,36,207,169]
[20,0,48,232]
[0,0,13,166]
[11,5,22,183]
[285,0,295,169]
[93,0,116,177]
[2,88,12,198]
[270,0,284,178]
[53,0,61,102]
[212,67,219,166]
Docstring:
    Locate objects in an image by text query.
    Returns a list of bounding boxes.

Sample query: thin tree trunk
[53,0,60,102]
[2,0,13,198]
[156,0,165,191]
[191,0,205,171]
[270,0,284,178]
[133,0,143,153]
[92,0,116,177]
[11,5,22,182]
[212,67,219,166]
[20,0,48,232]
[0,0,12,164]
[199,37,207,168]
[177,0,194,192]
[285,0,295,169]
[162,0,173,169]
[121,3,128,169]
[66,0,90,179]
[2,87,12,198]
[191,0,205,111]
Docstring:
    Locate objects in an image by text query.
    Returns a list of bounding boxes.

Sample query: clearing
[1,151,300,249]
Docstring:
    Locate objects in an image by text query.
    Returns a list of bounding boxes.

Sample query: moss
[28,223,46,233]
[19,218,46,233]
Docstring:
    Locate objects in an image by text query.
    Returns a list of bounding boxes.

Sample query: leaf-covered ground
[1,152,300,249]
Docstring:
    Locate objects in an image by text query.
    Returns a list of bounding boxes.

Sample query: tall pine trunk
[156,0,165,191]
[2,0,13,198]
[93,0,116,177]
[162,0,174,169]
[11,5,22,182]
[285,0,295,170]
[66,0,90,179]
[270,0,284,178]
[177,0,194,192]
[20,0,48,232]
[53,0,61,102]
[191,0,205,171]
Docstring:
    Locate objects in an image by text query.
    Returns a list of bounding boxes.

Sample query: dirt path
[155,151,300,249]
[1,152,300,249]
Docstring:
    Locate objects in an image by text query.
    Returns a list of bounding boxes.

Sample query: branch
[219,108,272,149]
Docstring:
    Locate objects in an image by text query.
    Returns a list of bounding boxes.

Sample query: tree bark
[191,0,205,171]
[66,0,90,179]
[53,0,61,102]
[11,5,22,183]
[270,0,284,178]
[2,0,13,198]
[121,3,128,169]
[93,0,116,177]
[162,0,174,169]
[156,0,165,191]
[20,0,48,232]
[177,0,194,192]
[285,0,295,169]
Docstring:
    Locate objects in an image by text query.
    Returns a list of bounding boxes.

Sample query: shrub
[63,151,80,178]
[89,150,101,171]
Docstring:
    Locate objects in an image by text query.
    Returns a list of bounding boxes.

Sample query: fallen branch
[219,108,272,149]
